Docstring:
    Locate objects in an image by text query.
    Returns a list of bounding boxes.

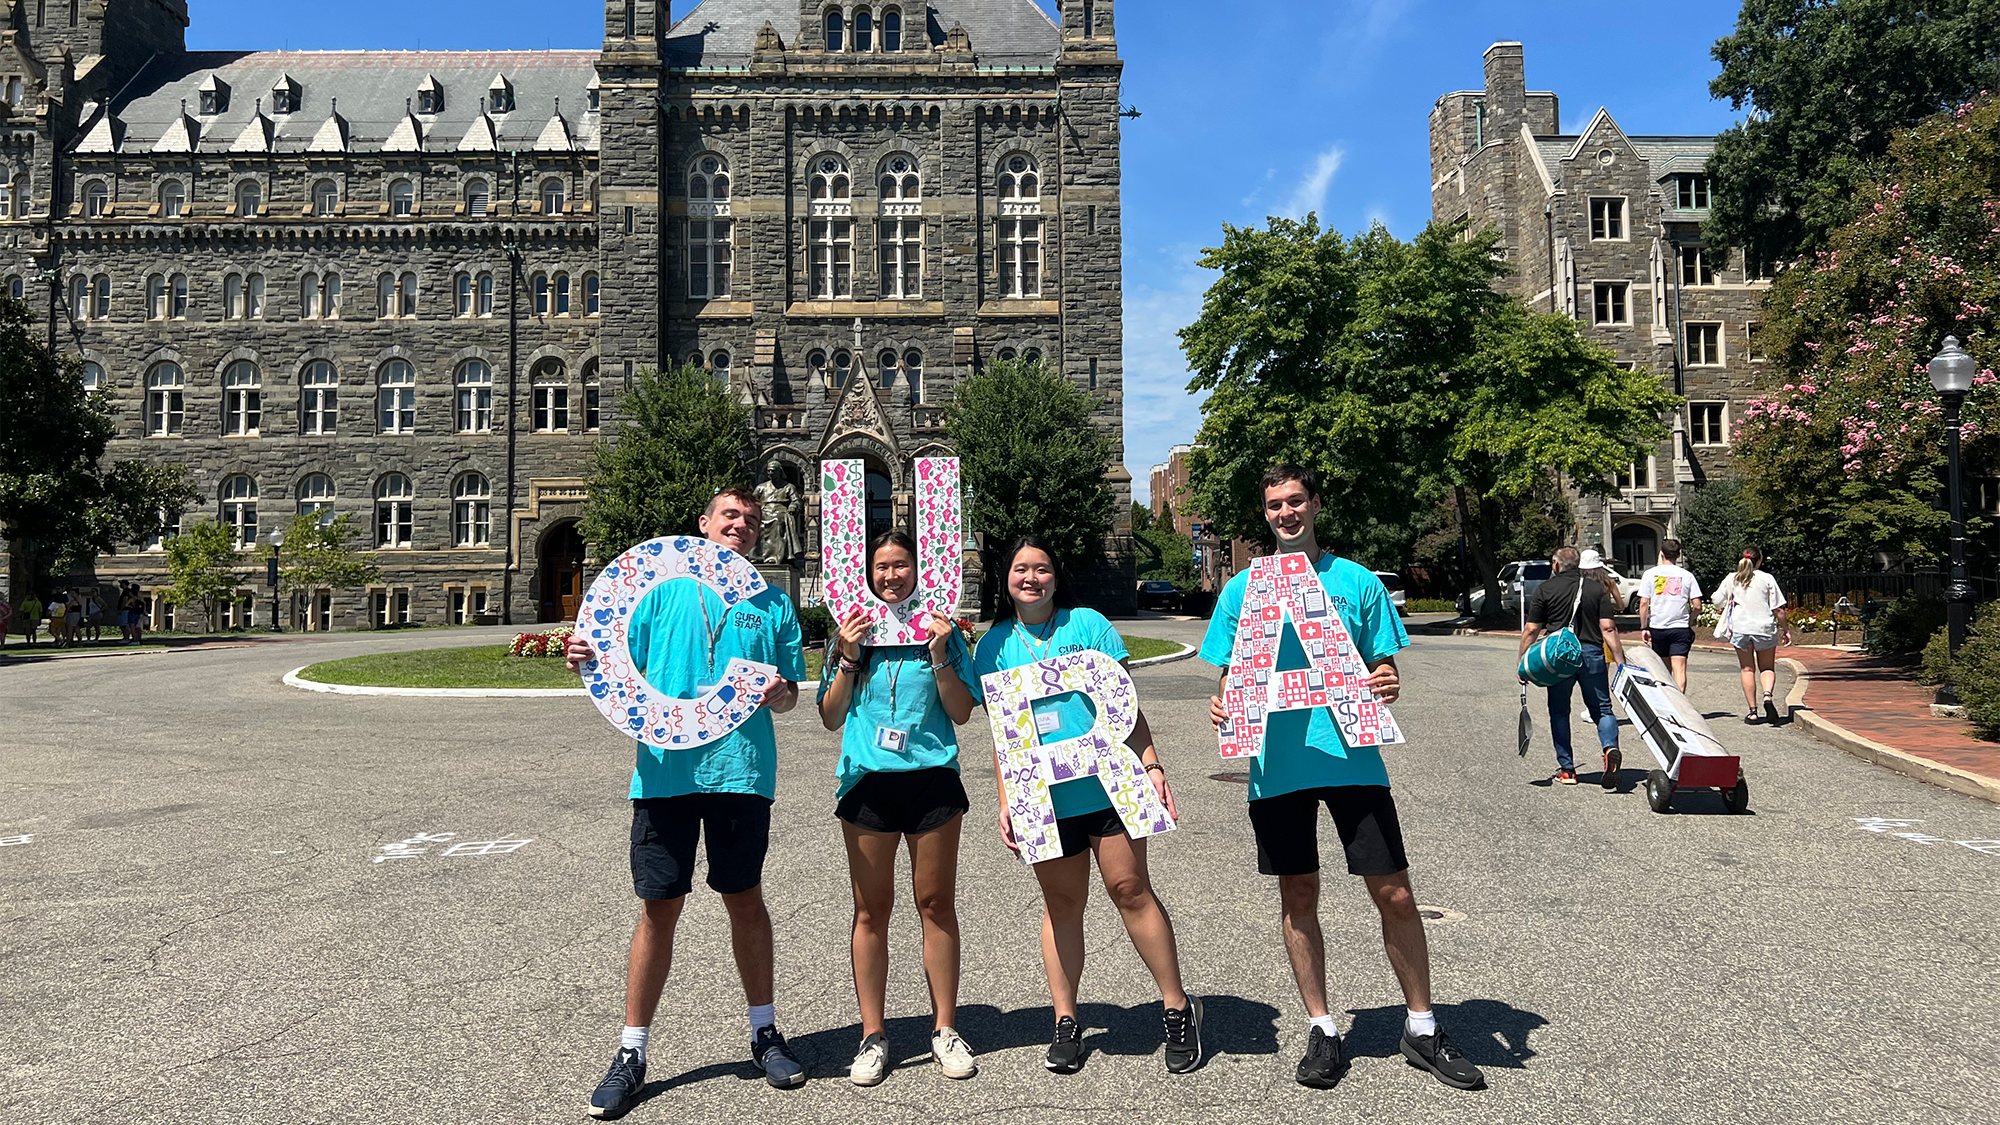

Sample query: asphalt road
[2,617,1996,1125]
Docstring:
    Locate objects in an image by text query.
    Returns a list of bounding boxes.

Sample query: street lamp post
[1930,336,1977,703]
[266,527,286,633]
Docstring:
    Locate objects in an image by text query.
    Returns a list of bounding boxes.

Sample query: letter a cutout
[981,650,1175,866]
[1218,552,1404,759]
[820,457,964,646]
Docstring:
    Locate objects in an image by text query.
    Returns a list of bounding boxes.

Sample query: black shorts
[1649,627,1696,659]
[1053,806,1127,860]
[1248,785,1409,878]
[836,767,970,835]
[629,793,773,901]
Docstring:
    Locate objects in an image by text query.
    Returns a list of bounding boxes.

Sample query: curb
[1129,642,1198,669]
[1780,657,2000,806]
[283,667,587,699]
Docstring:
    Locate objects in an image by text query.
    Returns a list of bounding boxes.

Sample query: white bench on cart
[1613,646,1750,814]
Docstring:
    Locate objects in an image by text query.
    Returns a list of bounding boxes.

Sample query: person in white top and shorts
[1638,539,1704,694]
[1712,547,1794,724]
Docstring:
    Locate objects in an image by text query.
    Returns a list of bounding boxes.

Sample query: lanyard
[695,590,729,677]
[880,649,905,715]
[1012,612,1058,659]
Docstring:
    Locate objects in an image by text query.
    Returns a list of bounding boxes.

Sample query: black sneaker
[1602,747,1622,789]
[751,1026,806,1089]
[1400,1027,1486,1090]
[587,1047,646,1119]
[1045,1015,1083,1073]
[1295,1026,1346,1088]
[1163,995,1203,1074]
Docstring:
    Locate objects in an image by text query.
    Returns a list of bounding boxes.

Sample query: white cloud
[1120,252,1213,506]
[1280,147,1344,221]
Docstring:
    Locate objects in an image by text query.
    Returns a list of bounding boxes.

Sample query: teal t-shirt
[816,629,975,799]
[1199,554,1409,801]
[625,579,807,801]
[971,607,1127,819]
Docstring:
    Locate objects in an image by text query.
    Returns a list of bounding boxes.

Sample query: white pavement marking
[0,834,33,847]
[441,838,533,857]
[285,667,586,698]
[1851,817,2000,859]
[372,831,534,863]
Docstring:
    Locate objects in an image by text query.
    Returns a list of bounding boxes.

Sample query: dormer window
[270,76,300,115]
[585,75,601,112]
[197,75,229,116]
[1674,173,1712,212]
[488,75,515,114]
[417,76,443,116]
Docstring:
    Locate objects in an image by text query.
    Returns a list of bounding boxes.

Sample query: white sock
[1406,1008,1437,1038]
[1310,1014,1340,1039]
[747,1003,776,1039]
[620,1025,649,1061]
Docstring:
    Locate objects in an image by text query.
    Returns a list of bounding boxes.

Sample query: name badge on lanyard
[874,726,910,754]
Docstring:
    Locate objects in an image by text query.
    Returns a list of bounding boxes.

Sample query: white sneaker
[931,1027,977,1079]
[850,1032,889,1086]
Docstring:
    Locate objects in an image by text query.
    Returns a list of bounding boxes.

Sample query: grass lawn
[297,645,827,689]
[1120,634,1186,662]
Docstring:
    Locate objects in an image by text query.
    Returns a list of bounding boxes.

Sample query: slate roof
[663,0,1061,67]
[88,50,600,156]
[1530,132,1716,190]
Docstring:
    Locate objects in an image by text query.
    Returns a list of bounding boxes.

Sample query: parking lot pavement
[2,628,1996,1124]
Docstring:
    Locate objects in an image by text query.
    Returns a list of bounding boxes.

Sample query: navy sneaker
[587,1047,646,1119]
[752,1026,806,1089]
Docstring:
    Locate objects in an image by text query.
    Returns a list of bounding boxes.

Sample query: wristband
[837,657,862,675]
[1144,762,1165,775]
[928,658,955,673]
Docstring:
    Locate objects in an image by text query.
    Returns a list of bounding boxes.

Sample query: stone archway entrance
[538,520,587,624]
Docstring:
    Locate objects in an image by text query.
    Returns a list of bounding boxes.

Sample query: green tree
[278,513,382,597]
[1733,94,1999,569]
[1181,218,1672,614]
[1705,0,2000,268]
[1130,501,1153,534]
[1675,479,1760,591]
[1136,523,1201,591]
[0,296,196,582]
[946,358,1115,609]
[163,519,245,632]
[579,364,751,558]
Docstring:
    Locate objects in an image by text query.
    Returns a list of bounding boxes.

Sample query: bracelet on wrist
[1144,762,1165,775]
[837,657,862,674]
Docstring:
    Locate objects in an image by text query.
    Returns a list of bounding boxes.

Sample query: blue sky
[189,0,1755,501]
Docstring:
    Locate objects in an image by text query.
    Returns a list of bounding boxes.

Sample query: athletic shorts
[1052,806,1127,860]
[1247,785,1409,878]
[836,766,970,835]
[1730,631,1779,653]
[629,792,773,901]
[1649,627,1696,659]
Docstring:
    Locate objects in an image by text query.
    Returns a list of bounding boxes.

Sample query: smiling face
[870,541,917,605]
[1262,477,1321,552]
[1006,546,1058,614]
[699,493,762,557]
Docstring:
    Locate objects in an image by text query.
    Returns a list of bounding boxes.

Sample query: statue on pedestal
[753,460,803,564]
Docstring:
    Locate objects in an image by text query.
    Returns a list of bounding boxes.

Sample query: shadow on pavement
[1344,998,1549,1070]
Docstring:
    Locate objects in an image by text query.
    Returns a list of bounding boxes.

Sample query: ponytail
[1734,547,1763,590]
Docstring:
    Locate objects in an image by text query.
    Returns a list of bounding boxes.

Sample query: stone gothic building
[1432,43,1773,574]
[0,0,1135,628]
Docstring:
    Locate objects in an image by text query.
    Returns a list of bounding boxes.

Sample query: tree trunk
[1456,486,1502,618]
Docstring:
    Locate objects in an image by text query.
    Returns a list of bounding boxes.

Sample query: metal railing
[1773,570,1999,610]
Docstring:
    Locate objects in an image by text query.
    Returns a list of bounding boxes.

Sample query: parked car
[1373,571,1407,610]
[1136,580,1185,613]
[1602,560,1646,614]
[1457,560,1553,617]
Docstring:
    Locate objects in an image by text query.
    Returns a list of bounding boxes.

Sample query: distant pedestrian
[18,592,42,645]
[1712,548,1792,724]
[0,591,10,650]
[1639,540,1704,694]
[121,583,145,644]
[47,593,68,649]
[84,592,103,643]
[1518,546,1628,787]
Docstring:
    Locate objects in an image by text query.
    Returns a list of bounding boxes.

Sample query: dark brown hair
[1259,463,1320,501]
[704,486,762,517]
[991,536,1077,622]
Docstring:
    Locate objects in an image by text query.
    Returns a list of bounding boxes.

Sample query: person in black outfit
[1517,547,1628,786]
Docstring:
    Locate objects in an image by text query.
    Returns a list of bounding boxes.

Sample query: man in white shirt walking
[1638,539,1704,694]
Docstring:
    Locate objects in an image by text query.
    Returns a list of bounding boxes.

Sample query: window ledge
[784,300,943,318]
[977,299,1059,318]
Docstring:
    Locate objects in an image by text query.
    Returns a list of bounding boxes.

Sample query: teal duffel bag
[1517,579,1587,687]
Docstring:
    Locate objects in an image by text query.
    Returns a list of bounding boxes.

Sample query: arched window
[377,359,416,434]
[146,274,166,320]
[172,271,193,317]
[223,360,262,436]
[532,271,550,315]
[312,179,339,216]
[455,359,493,433]
[375,473,414,548]
[225,273,242,318]
[1023,347,1043,366]
[831,349,853,388]
[541,177,566,215]
[808,155,854,300]
[224,273,265,320]
[0,179,14,220]
[90,274,109,319]
[808,349,828,387]
[553,272,571,316]
[689,154,733,300]
[854,7,874,51]
[710,351,731,388]
[584,272,600,316]
[583,359,601,431]
[455,273,473,318]
[465,179,490,218]
[81,361,104,393]
[883,7,902,51]
[235,179,261,215]
[998,154,1044,298]
[67,275,87,320]
[83,179,107,218]
[390,179,415,217]
[301,272,340,319]
[878,350,899,391]
[397,272,417,317]
[146,363,184,435]
[878,154,923,299]
[452,473,492,547]
[533,360,569,432]
[159,180,185,218]
[477,273,495,316]
[377,273,395,318]
[300,360,338,435]
[824,7,844,51]
[220,475,258,547]
[297,473,336,521]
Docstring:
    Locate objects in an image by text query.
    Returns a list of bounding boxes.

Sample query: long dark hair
[990,536,1077,623]
[866,530,919,599]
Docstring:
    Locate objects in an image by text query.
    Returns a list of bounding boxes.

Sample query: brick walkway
[1763,642,2000,781]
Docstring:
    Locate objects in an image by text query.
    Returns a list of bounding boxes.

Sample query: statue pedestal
[756,562,801,604]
